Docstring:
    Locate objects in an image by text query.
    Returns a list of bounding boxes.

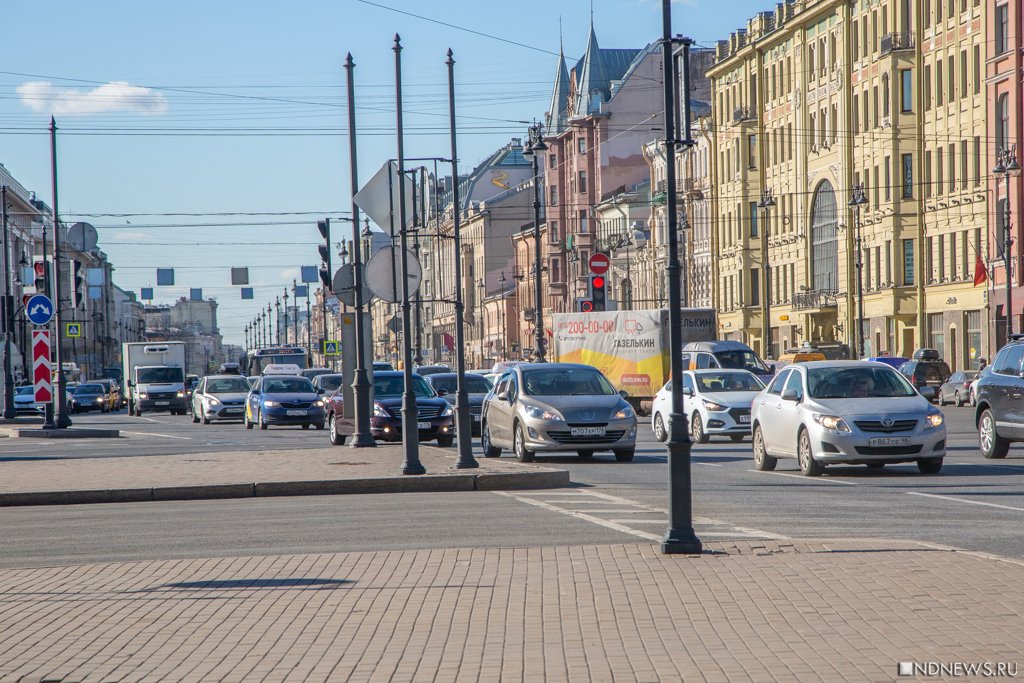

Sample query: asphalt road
[3,403,1024,568]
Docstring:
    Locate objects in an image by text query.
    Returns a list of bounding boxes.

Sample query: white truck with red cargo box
[551,308,716,414]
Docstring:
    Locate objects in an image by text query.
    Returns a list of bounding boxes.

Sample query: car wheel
[481,422,501,458]
[937,391,946,406]
[979,409,1009,459]
[970,390,977,407]
[314,421,324,431]
[328,416,345,445]
[202,413,211,425]
[954,391,963,407]
[690,412,708,444]
[259,410,268,430]
[191,408,200,424]
[752,425,777,471]
[613,448,635,462]
[513,422,535,462]
[436,435,454,447]
[797,428,823,476]
[866,462,885,471]
[917,458,943,474]
[730,434,745,442]
[652,413,668,442]
[577,450,594,459]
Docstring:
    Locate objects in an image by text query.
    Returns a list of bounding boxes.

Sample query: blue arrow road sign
[26,294,55,326]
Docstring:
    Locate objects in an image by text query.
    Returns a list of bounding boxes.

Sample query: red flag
[974,250,988,287]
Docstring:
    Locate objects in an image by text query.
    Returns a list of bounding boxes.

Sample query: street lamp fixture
[522,122,547,361]
[756,188,776,359]
[498,271,507,360]
[994,145,1021,337]
[848,184,868,358]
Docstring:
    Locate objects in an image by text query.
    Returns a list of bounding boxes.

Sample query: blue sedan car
[244,375,325,430]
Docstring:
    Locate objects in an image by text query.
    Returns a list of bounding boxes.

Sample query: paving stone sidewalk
[0,446,568,505]
[1,539,1022,682]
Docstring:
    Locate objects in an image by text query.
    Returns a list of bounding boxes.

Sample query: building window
[924,65,932,110]
[903,239,915,285]
[902,153,914,198]
[960,50,968,98]
[577,137,586,155]
[748,135,757,168]
[811,180,839,292]
[549,153,557,169]
[549,186,558,206]
[900,69,912,112]
[750,267,760,306]
[973,45,981,95]
[996,3,1009,55]
[997,94,1010,151]
[966,310,982,368]
[579,210,588,233]
[937,60,943,106]
[882,74,890,117]
[749,201,758,237]
[929,313,945,360]
[884,156,892,200]
[578,170,587,194]
[550,221,559,244]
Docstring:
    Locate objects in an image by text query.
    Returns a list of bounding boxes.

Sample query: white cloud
[111,231,148,241]
[17,80,169,116]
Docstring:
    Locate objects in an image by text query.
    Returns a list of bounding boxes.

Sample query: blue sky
[1,0,754,346]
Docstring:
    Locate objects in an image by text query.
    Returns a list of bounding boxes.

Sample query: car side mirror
[769,364,776,374]
[496,390,510,403]
[436,389,448,397]
[619,390,629,400]
[317,387,325,394]
[682,387,694,397]
[918,386,936,400]
[781,388,800,402]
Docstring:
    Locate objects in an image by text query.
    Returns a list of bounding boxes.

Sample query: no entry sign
[32,330,52,403]
[588,253,610,275]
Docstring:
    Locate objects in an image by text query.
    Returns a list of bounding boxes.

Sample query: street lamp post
[477,278,486,366]
[498,271,507,361]
[521,123,547,361]
[283,289,290,345]
[292,279,300,346]
[275,297,281,345]
[994,146,1021,338]
[848,184,868,358]
[757,188,776,360]
[266,303,272,347]
[1,185,16,418]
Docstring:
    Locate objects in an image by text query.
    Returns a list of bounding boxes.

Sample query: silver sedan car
[750,361,946,476]
[480,363,638,462]
[191,375,252,424]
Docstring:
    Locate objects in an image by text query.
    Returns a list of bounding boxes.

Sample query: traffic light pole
[49,117,72,429]
[318,217,332,365]
[1,185,16,419]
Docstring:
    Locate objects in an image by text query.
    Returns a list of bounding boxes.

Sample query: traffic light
[576,297,594,312]
[589,274,606,312]
[33,260,47,293]
[70,259,85,309]
[317,218,332,291]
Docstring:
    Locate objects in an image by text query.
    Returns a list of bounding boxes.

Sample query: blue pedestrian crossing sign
[66,323,82,338]
[26,294,55,326]
[323,340,340,356]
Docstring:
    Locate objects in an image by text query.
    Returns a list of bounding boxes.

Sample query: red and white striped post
[32,330,52,404]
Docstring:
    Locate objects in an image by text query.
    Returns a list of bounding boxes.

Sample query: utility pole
[49,117,72,429]
[1,186,15,418]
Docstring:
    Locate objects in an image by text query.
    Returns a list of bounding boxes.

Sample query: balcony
[792,289,838,311]
[732,106,756,124]
[880,32,914,55]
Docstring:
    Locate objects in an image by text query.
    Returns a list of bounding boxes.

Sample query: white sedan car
[651,370,765,444]
[750,361,946,476]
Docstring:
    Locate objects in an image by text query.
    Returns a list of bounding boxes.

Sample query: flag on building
[442,333,454,352]
[974,250,988,286]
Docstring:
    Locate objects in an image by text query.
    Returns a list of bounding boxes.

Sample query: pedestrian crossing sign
[323,340,340,356]
[66,322,82,338]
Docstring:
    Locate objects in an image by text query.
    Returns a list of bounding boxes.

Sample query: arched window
[811,181,839,292]
[997,93,1010,151]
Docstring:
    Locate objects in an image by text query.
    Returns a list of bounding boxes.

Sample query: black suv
[898,349,951,400]
[974,338,1024,459]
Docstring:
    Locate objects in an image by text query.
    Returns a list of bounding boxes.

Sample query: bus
[245,346,309,376]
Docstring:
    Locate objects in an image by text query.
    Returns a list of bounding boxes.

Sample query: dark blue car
[244,375,325,430]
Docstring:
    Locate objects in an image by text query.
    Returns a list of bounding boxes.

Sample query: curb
[3,428,121,439]
[0,468,570,507]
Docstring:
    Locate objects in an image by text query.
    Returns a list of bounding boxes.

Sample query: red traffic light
[592,276,605,289]
[33,261,46,277]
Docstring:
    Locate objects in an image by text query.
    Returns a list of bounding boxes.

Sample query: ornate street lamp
[994,145,1021,337]
[848,184,868,358]
[521,123,548,361]
[757,188,777,359]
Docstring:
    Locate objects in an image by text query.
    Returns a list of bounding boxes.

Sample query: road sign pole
[32,330,52,405]
[49,118,72,429]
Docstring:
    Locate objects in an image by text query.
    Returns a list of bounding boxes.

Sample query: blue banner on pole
[300,266,318,284]
[156,268,175,286]
[190,288,203,301]
[141,287,154,300]
[294,285,308,297]
[241,287,254,300]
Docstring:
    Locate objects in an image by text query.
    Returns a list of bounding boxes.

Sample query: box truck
[551,309,716,413]
[122,342,187,416]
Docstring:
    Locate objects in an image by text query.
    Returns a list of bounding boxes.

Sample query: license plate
[286,410,306,416]
[869,436,911,447]
[418,421,431,430]
[155,401,169,406]
[739,415,751,423]
[223,409,241,414]
[571,426,606,437]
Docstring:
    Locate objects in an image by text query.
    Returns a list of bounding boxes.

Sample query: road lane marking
[695,462,724,467]
[951,462,1024,471]
[493,491,662,541]
[906,491,1024,512]
[747,470,859,485]
[120,431,193,441]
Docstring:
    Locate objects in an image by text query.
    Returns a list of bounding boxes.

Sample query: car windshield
[319,375,343,391]
[808,367,917,399]
[695,372,765,392]
[261,378,314,393]
[137,367,184,384]
[374,375,434,398]
[522,368,616,396]
[207,378,252,393]
[716,350,770,372]
[430,376,493,394]
[75,384,104,395]
[15,386,33,396]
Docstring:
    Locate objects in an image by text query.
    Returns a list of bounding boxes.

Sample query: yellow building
[709,0,988,369]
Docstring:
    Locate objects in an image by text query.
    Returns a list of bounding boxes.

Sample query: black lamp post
[757,188,776,360]
[994,145,1021,338]
[274,297,281,345]
[498,271,507,361]
[521,123,547,361]
[266,303,272,347]
[1,186,15,418]
[477,278,486,366]
[292,279,300,345]
[848,184,868,358]
[283,288,290,345]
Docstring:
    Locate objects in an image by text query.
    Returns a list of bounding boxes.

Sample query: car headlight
[207,396,222,405]
[813,414,850,432]
[441,404,454,417]
[138,392,148,399]
[702,399,727,412]
[263,400,277,407]
[926,412,944,428]
[523,404,564,421]
[373,403,390,417]
[176,391,185,397]
[613,403,635,420]
[314,399,325,407]
[96,397,105,403]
